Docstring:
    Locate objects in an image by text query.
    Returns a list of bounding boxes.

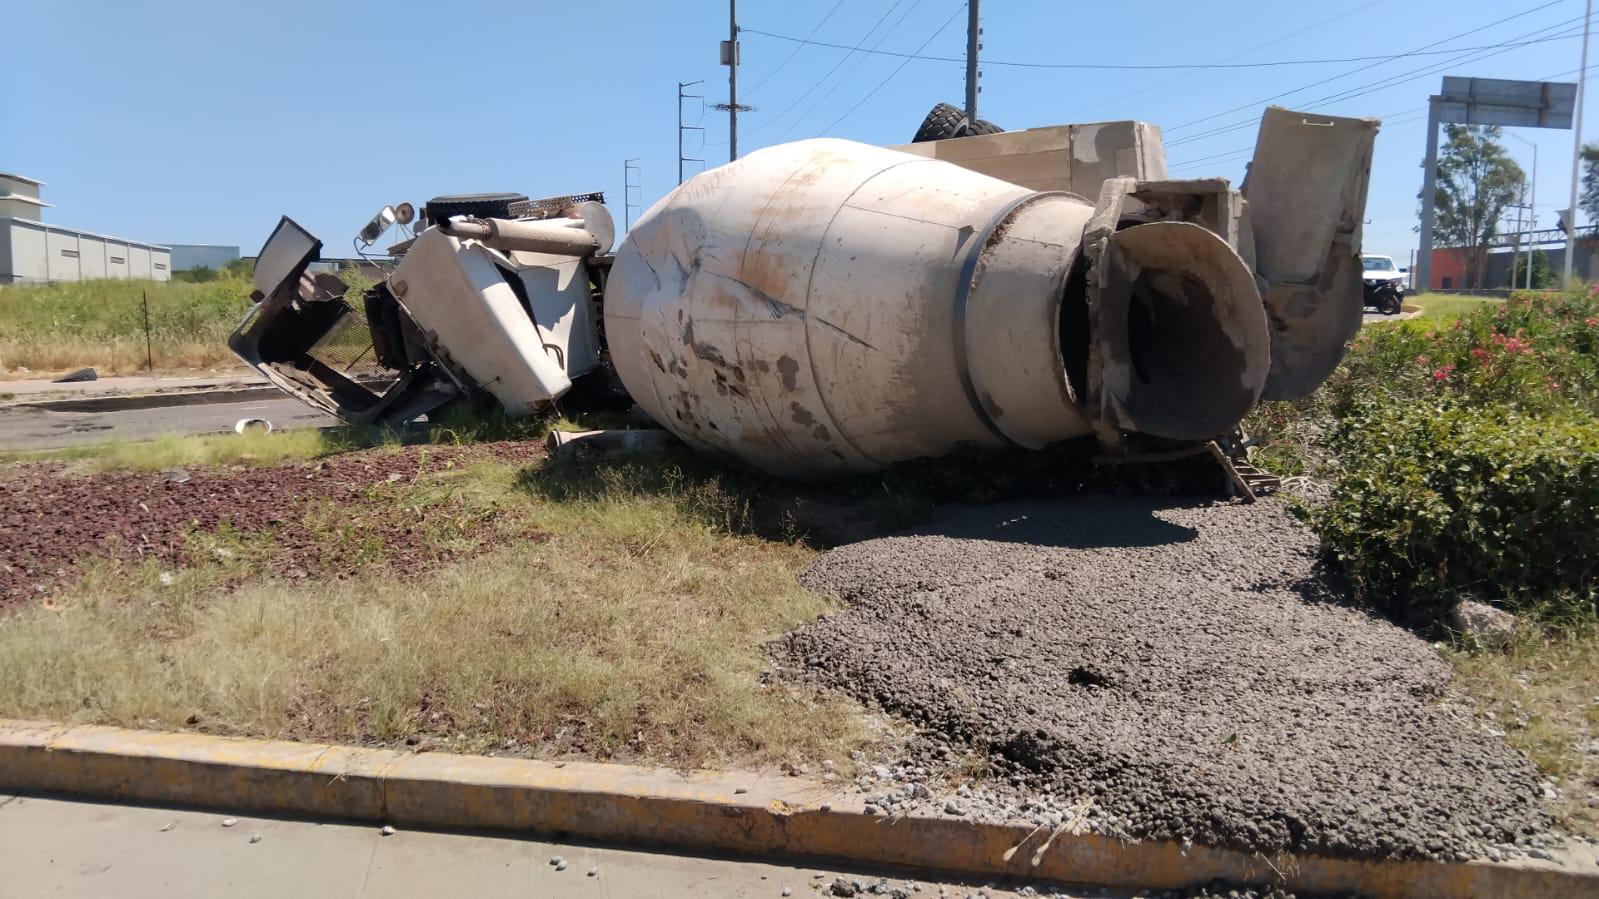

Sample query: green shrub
[1316,399,1599,624]
[1252,287,1599,626]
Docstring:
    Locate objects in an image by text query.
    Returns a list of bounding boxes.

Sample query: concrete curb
[0,719,1594,898]
[8,386,278,413]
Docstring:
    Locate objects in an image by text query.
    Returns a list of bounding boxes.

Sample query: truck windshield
[1362,256,1395,271]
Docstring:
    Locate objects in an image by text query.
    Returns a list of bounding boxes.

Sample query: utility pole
[716,1,752,162]
[726,0,740,161]
[1566,0,1592,286]
[1508,131,1539,289]
[964,0,980,121]
[678,81,705,185]
[1529,148,1539,290]
[1511,200,1525,290]
[1417,96,1443,293]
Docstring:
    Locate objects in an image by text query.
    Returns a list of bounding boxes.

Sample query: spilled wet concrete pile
[778,497,1553,861]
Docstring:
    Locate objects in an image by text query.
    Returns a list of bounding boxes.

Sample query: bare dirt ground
[0,442,544,609]
[779,496,1556,862]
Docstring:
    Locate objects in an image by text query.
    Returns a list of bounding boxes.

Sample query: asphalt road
[0,794,1111,899]
[0,396,335,451]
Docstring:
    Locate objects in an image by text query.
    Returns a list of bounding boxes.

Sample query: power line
[744,0,847,97]
[1307,17,1586,108]
[1168,106,1432,170]
[1165,65,1599,173]
[1083,0,1384,115]
[1168,150,1254,172]
[1164,31,1573,148]
[1164,14,1588,149]
[742,24,1576,71]
[734,0,913,143]
[1164,0,1568,134]
[821,2,967,135]
[772,0,932,143]
[1163,18,1585,149]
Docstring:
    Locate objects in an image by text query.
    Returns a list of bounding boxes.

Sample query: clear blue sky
[1,0,1592,265]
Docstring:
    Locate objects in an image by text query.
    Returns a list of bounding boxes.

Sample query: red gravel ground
[0,441,545,610]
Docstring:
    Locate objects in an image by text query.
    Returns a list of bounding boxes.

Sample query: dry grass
[0,277,251,376]
[0,335,241,375]
[1446,627,1599,837]
[0,455,874,768]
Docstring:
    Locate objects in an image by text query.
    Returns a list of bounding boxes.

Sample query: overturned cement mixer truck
[230,105,1376,480]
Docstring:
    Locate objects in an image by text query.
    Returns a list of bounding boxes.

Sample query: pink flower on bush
[1490,333,1531,354]
[1587,317,1598,327]
[1432,365,1455,382]
[1471,347,1490,362]
[1416,355,1430,366]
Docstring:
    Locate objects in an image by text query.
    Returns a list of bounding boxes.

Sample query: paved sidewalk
[0,395,332,450]
[0,794,1108,899]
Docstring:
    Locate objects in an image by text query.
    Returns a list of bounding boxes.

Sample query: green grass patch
[1410,293,1504,320]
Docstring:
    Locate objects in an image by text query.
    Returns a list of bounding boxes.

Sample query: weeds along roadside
[0,264,372,376]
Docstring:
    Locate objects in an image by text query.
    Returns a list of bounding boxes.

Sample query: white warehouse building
[0,172,171,284]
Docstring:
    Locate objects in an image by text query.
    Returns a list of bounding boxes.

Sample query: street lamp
[1507,132,1538,290]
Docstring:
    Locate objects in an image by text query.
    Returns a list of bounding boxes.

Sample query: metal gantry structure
[1416,76,1577,292]
[678,80,706,185]
[623,158,642,232]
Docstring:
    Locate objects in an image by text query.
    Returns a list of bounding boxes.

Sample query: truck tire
[912,103,968,142]
[964,118,1004,136]
[423,192,529,226]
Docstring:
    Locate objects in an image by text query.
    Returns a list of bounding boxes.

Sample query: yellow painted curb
[1,719,1595,898]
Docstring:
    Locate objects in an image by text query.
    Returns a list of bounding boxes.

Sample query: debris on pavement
[52,368,97,384]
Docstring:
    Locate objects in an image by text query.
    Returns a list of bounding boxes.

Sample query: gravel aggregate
[778,496,1553,860]
[0,441,544,609]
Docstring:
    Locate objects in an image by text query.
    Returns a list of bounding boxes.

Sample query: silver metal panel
[254,218,320,296]
[1437,77,1576,129]
[508,252,603,378]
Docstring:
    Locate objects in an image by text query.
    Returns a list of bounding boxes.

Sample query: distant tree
[185,265,217,283]
[223,257,254,279]
[1422,125,1525,289]
[1509,249,1555,289]
[1580,143,1599,224]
